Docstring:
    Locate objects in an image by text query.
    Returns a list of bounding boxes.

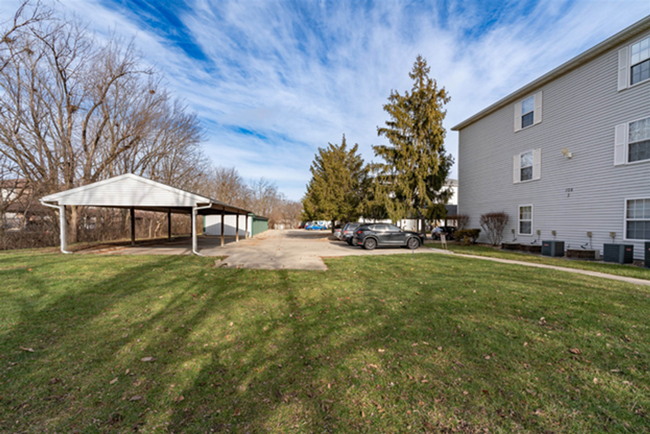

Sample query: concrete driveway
[84,231,650,286]
[94,229,432,270]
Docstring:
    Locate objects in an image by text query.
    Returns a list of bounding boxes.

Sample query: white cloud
[1,0,648,200]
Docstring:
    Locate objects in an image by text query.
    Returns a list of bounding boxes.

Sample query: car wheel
[347,238,353,246]
[407,237,420,250]
[363,238,377,250]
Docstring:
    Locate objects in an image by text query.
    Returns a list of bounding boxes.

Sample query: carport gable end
[40,173,251,255]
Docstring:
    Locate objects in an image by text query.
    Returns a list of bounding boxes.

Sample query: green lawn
[425,242,650,281]
[1,250,649,433]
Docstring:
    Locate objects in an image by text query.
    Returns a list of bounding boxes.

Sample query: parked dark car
[352,223,424,250]
[340,223,361,245]
[432,226,456,240]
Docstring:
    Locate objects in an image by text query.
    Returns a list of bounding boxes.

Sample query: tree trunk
[121,209,130,239]
[68,205,80,244]
[154,215,165,238]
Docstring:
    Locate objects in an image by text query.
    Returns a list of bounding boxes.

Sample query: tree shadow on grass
[158,256,650,433]
[0,254,218,430]
[1,253,649,433]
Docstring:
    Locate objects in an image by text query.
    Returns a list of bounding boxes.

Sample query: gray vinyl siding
[458,31,650,260]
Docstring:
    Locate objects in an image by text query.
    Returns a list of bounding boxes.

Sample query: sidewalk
[429,248,650,287]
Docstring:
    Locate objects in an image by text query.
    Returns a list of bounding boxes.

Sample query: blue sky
[2,0,650,200]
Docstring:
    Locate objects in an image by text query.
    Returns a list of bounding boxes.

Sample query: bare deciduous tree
[0,8,207,243]
[277,199,302,229]
[0,0,52,73]
[1,2,298,248]
[199,167,301,229]
[249,177,281,222]
[480,212,509,246]
[202,166,251,208]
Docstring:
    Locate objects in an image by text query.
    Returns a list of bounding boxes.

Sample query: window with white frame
[626,198,650,240]
[521,96,534,129]
[513,149,541,183]
[520,151,533,181]
[519,205,532,235]
[629,117,650,163]
[631,36,650,86]
[514,91,542,131]
[618,35,650,90]
[614,116,650,165]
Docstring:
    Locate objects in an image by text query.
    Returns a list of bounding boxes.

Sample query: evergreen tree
[302,135,368,230]
[373,55,454,234]
[359,175,390,222]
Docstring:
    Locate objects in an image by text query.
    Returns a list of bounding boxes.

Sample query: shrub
[455,214,469,230]
[456,228,481,245]
[479,212,509,246]
[447,214,469,231]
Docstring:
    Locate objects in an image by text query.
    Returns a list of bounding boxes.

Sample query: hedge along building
[40,173,252,255]
[452,15,650,260]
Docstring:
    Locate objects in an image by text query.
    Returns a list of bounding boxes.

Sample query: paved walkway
[429,248,650,287]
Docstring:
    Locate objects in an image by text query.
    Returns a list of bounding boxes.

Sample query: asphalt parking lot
[92,229,437,270]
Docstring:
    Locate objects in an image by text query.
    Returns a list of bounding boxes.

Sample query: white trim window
[513,149,541,183]
[514,91,543,132]
[521,96,534,128]
[518,205,533,236]
[625,198,650,240]
[614,116,650,165]
[618,35,650,90]
[520,151,533,181]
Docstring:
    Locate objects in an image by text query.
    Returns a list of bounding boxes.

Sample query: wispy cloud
[2,0,649,199]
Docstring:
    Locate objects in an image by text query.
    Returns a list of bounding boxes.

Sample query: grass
[425,242,650,281]
[1,249,649,433]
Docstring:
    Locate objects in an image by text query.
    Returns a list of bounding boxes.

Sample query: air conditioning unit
[645,242,649,268]
[603,244,634,264]
[542,240,564,257]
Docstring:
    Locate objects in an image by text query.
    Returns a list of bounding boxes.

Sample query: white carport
[40,174,251,255]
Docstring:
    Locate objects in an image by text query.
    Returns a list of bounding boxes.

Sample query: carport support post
[235,212,240,242]
[191,207,197,254]
[220,206,225,247]
[130,207,135,246]
[167,210,172,240]
[245,214,249,239]
[60,205,68,252]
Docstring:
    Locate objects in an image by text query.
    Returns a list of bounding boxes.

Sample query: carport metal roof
[41,173,252,255]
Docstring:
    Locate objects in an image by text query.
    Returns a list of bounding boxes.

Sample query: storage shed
[204,213,269,237]
[251,215,269,236]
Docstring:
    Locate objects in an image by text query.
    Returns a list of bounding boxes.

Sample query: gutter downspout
[41,200,73,254]
[192,203,213,256]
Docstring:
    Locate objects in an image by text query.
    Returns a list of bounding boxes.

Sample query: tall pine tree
[373,55,453,233]
[302,135,368,231]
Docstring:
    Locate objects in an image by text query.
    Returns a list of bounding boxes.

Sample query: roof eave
[451,15,650,131]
